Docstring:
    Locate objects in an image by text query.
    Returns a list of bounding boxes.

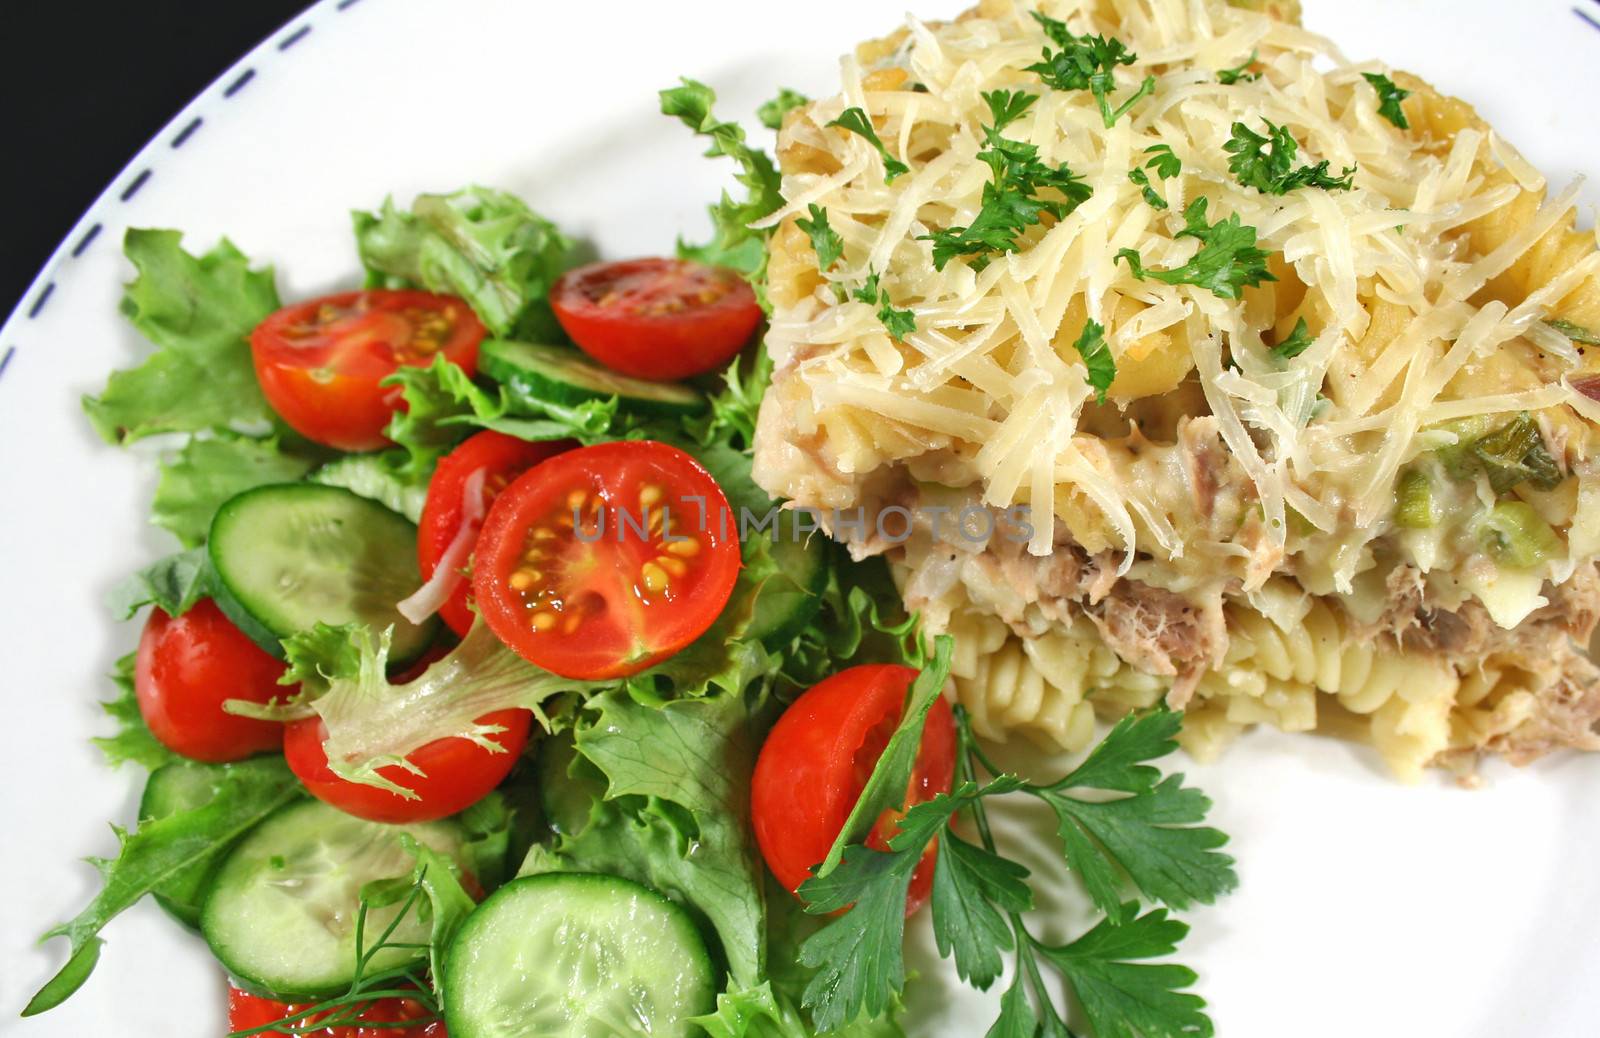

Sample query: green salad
[24,79,1236,1038]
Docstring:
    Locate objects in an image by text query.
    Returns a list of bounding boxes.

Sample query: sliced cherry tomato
[418,431,574,637]
[251,289,485,451]
[227,986,447,1037]
[751,665,957,915]
[284,706,529,824]
[134,599,287,763]
[471,441,741,680]
[550,258,761,380]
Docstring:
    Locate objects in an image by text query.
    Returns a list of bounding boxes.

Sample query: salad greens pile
[27,75,1235,1038]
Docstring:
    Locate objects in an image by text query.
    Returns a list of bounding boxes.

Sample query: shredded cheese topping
[756,0,1600,604]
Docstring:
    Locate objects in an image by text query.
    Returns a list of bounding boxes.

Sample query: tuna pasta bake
[752,0,1600,779]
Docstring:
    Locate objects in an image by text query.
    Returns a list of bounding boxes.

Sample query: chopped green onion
[1475,501,1563,569]
[1548,319,1600,347]
[1471,413,1563,494]
[1395,469,1437,529]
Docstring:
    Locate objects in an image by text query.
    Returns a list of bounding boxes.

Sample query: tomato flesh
[284,708,530,824]
[418,431,574,637]
[750,665,957,914]
[550,258,761,380]
[472,441,741,680]
[134,599,287,763]
[251,289,484,451]
[227,986,446,1037]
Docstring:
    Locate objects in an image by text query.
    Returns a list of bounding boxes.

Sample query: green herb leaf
[92,654,178,771]
[26,757,303,1015]
[1362,72,1411,130]
[354,186,571,341]
[1034,709,1236,920]
[1271,317,1314,360]
[930,829,1031,989]
[1549,318,1600,347]
[1225,120,1355,194]
[1145,143,1182,179]
[662,78,786,304]
[1068,320,1116,403]
[105,547,212,621]
[1128,167,1168,210]
[797,204,845,271]
[827,107,910,182]
[814,636,954,878]
[920,90,1092,270]
[1216,51,1260,85]
[759,88,810,130]
[153,433,317,547]
[1033,907,1212,1038]
[84,230,280,444]
[1117,197,1277,300]
[1026,12,1153,127]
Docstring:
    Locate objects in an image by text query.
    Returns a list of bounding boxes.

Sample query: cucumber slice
[207,483,436,666]
[200,799,465,998]
[444,873,714,1038]
[480,339,704,416]
[746,517,831,646]
[139,761,226,928]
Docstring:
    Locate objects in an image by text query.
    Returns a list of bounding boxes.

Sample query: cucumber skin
[443,872,716,1038]
[479,339,705,417]
[206,482,436,668]
[746,522,832,648]
[200,799,464,1000]
[139,762,221,929]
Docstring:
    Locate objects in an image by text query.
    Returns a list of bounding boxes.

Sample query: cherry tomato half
[251,289,485,451]
[284,707,530,824]
[550,258,762,381]
[134,599,288,763]
[227,986,447,1037]
[418,431,573,637]
[751,665,957,915]
[471,441,741,680]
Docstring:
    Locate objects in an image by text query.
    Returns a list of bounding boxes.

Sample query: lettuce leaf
[522,691,770,990]
[91,654,177,771]
[84,229,280,444]
[24,756,303,1015]
[354,187,572,341]
[152,433,317,547]
[660,79,785,307]
[105,548,213,620]
[308,450,431,522]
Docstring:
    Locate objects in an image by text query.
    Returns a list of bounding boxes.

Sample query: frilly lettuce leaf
[152,432,317,547]
[91,654,177,771]
[354,186,572,341]
[307,450,431,522]
[84,229,280,444]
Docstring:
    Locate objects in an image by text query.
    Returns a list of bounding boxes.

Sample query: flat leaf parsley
[1225,119,1355,195]
[920,90,1092,271]
[796,706,1235,1036]
[1069,320,1116,404]
[1362,72,1411,130]
[828,107,909,183]
[1116,197,1277,300]
[1127,144,1181,211]
[1026,11,1156,128]
[853,270,916,344]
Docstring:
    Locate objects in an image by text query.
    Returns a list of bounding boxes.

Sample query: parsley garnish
[796,204,844,271]
[1550,318,1600,347]
[1362,72,1411,130]
[757,87,809,130]
[797,706,1234,1035]
[854,269,916,342]
[1070,320,1116,403]
[828,107,909,183]
[1127,144,1182,210]
[1026,11,1156,127]
[1217,50,1260,85]
[919,90,1092,271]
[1271,317,1314,360]
[1116,196,1277,299]
[1225,120,1355,194]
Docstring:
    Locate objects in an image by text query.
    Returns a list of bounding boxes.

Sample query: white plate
[4,1,1599,1034]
